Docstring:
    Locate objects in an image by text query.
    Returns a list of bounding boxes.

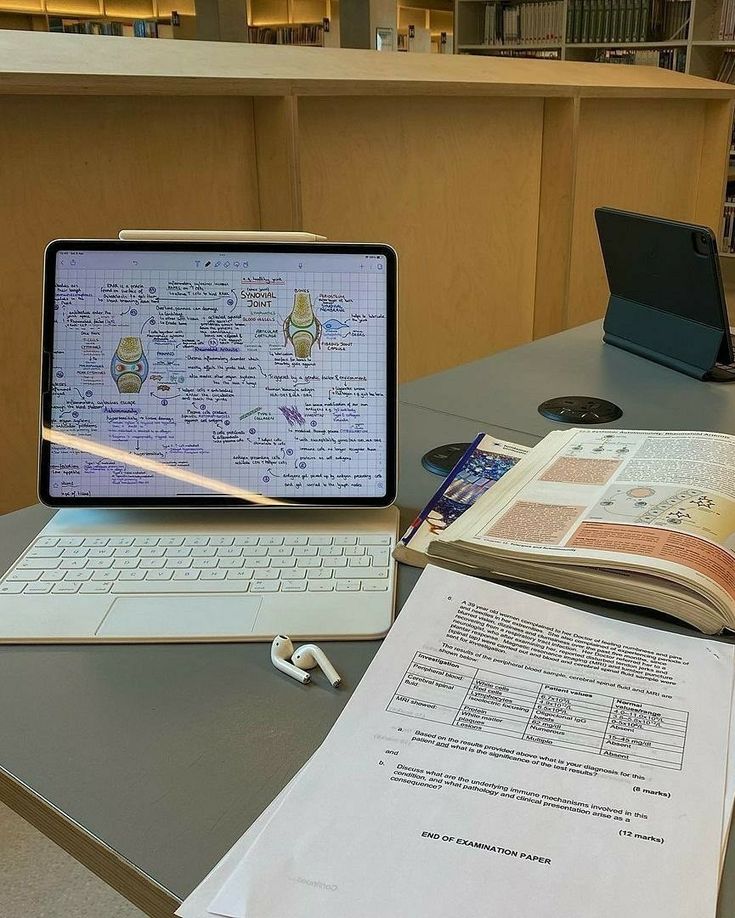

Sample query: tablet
[40,240,397,507]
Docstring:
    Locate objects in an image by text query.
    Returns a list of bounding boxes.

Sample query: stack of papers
[178,567,735,918]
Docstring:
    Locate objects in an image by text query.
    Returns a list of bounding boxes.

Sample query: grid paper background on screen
[48,251,388,499]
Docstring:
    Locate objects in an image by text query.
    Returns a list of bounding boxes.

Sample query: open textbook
[427,429,735,635]
[394,434,529,569]
[178,567,735,918]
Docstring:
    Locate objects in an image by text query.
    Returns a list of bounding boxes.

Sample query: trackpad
[98,596,262,638]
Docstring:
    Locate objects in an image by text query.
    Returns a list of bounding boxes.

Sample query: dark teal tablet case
[595,208,733,381]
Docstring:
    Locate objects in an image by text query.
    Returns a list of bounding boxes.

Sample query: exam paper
[206,567,735,918]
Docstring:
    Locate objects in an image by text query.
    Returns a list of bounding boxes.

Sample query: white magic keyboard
[0,533,394,597]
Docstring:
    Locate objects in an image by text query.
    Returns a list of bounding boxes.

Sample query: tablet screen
[41,243,396,506]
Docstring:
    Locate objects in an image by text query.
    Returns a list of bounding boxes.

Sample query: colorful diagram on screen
[110,336,148,394]
[283,291,322,359]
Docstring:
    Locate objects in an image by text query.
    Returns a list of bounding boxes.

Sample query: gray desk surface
[1,322,733,917]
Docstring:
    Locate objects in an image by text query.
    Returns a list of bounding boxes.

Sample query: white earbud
[291,643,342,688]
[270,635,310,684]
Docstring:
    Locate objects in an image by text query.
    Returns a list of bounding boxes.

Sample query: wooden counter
[1,31,733,512]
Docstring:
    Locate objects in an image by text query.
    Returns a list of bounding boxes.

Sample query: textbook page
[206,567,735,918]
[435,429,735,623]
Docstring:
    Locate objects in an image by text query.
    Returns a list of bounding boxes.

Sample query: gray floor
[0,800,146,917]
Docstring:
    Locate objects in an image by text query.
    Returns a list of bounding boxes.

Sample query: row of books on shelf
[48,16,159,35]
[722,198,735,254]
[715,48,735,81]
[479,2,564,46]
[480,47,561,56]
[594,46,686,67]
[566,0,690,44]
[720,0,735,39]
[247,23,323,44]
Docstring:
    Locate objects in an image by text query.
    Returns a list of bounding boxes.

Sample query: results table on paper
[387,653,688,769]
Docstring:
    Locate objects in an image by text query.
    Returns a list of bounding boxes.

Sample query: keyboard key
[268,546,293,558]
[257,569,280,581]
[191,547,217,558]
[114,547,140,558]
[233,536,259,546]
[250,580,281,592]
[322,557,348,568]
[92,569,120,581]
[306,568,333,579]
[87,559,114,570]
[59,558,86,569]
[336,580,361,591]
[165,547,192,558]
[348,556,371,568]
[192,557,219,569]
[283,535,309,545]
[25,583,55,594]
[107,536,135,547]
[117,570,147,581]
[113,558,140,569]
[282,580,307,592]
[217,557,247,569]
[217,547,243,557]
[241,547,269,558]
[249,557,272,569]
[333,535,358,545]
[307,535,332,546]
[65,547,90,558]
[113,579,247,593]
[83,537,111,547]
[0,582,26,594]
[35,537,59,547]
[7,570,41,581]
[52,582,81,594]
[200,570,227,581]
[164,558,192,569]
[65,571,93,582]
[158,536,185,546]
[20,558,61,570]
[80,582,114,593]
[292,546,318,557]
[173,570,199,581]
[56,537,84,547]
[139,558,166,569]
[27,547,63,558]
[296,557,321,569]
[366,548,391,566]
[258,535,284,546]
[139,547,165,558]
[317,546,343,557]
[358,535,392,545]
[209,536,234,546]
[40,570,65,582]
[270,557,296,568]
[225,569,253,581]
[147,570,174,581]
[307,581,335,592]
[280,569,306,580]
[363,582,390,591]
[183,536,209,546]
[344,546,365,556]
[133,536,160,547]
[87,547,115,558]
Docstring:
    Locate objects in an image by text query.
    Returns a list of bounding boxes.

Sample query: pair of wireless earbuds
[270,635,341,688]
